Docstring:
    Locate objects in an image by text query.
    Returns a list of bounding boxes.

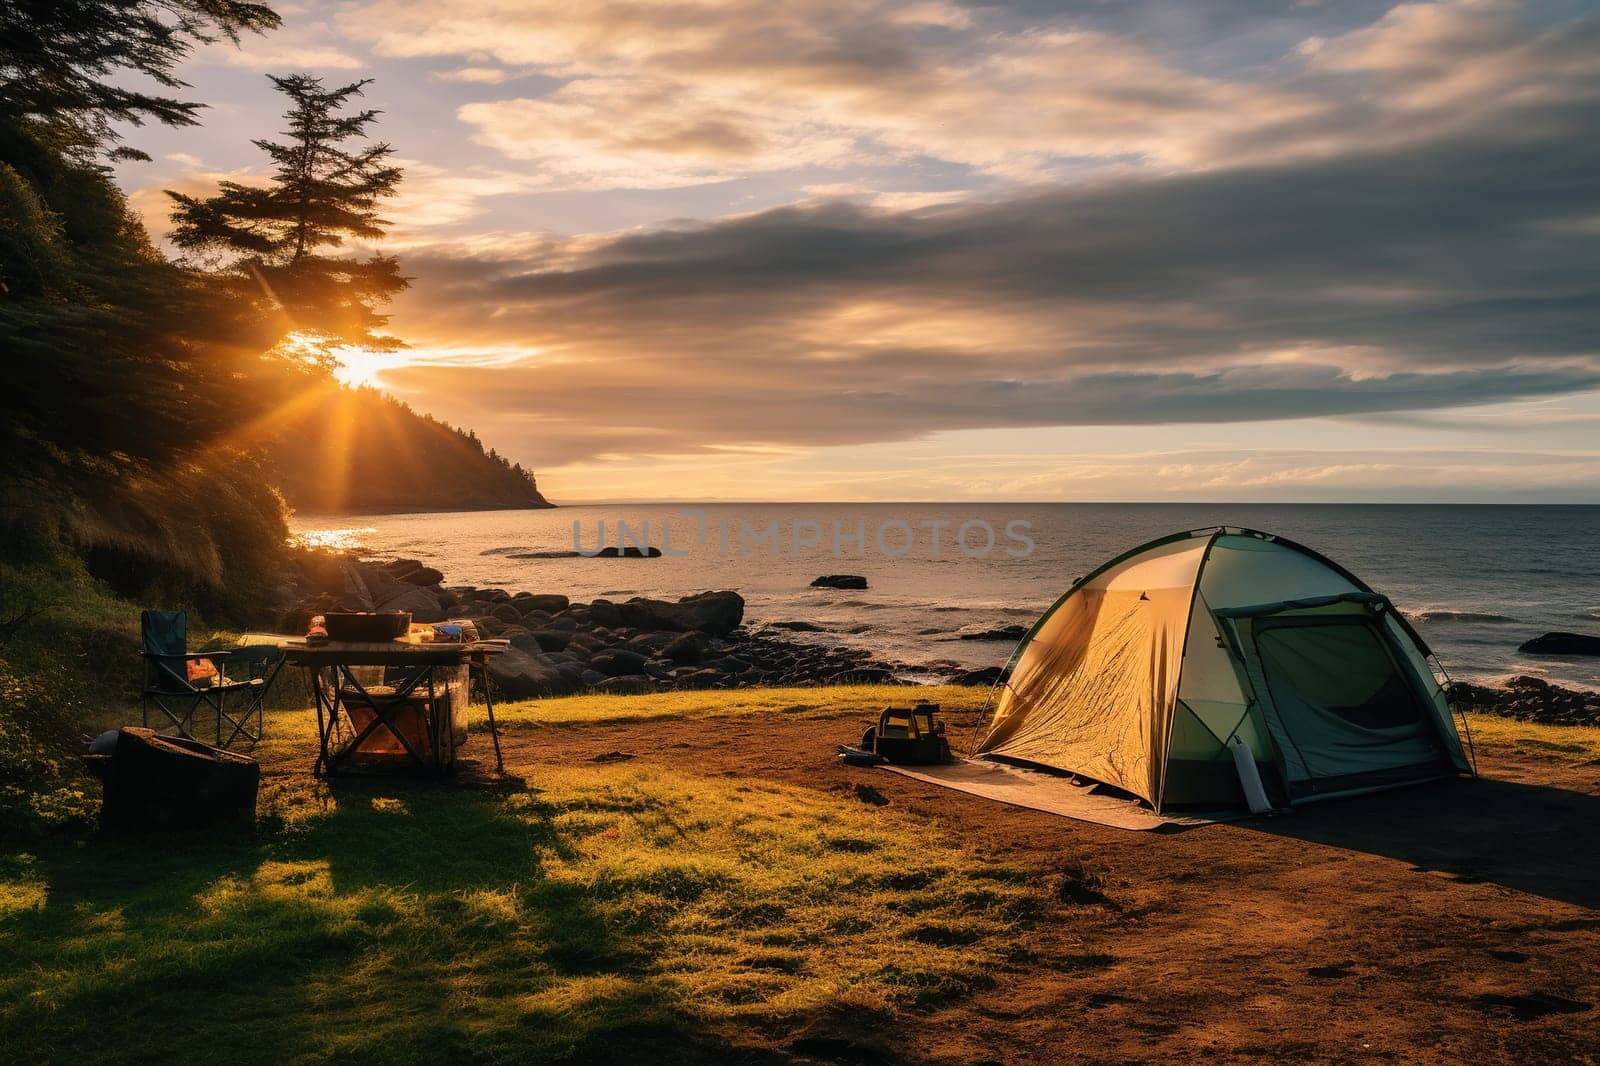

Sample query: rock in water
[811,575,868,589]
[1518,632,1600,656]
[958,624,1028,642]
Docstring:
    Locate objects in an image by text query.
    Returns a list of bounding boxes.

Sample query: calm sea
[291,504,1600,690]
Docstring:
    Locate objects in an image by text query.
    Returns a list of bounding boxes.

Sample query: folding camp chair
[222,643,285,747]
[140,611,281,748]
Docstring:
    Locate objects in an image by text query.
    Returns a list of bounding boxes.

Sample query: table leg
[311,666,329,778]
[479,660,504,774]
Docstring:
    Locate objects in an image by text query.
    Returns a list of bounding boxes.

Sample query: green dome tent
[973,528,1475,812]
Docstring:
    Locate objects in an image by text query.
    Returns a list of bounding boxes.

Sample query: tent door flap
[1230,614,1448,798]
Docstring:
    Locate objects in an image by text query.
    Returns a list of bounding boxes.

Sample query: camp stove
[861,702,952,765]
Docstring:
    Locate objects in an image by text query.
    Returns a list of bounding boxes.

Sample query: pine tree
[166,74,407,360]
[0,0,280,159]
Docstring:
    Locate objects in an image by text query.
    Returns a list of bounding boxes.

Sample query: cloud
[456,76,869,189]
[333,0,1598,192]
[371,52,1600,469]
[380,160,545,235]
[207,17,367,71]
[140,0,1600,500]
[432,66,520,84]
[344,0,1311,188]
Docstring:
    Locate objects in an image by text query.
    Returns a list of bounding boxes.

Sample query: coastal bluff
[264,386,554,514]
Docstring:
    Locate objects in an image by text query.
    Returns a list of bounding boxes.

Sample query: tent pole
[1156,531,1223,813]
[965,669,1007,757]
[1430,653,1477,775]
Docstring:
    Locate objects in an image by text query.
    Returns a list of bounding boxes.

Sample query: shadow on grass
[0,781,811,1065]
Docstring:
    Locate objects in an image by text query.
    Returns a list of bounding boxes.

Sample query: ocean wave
[1406,609,1519,624]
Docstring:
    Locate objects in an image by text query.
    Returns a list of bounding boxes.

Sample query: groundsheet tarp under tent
[880,758,1249,832]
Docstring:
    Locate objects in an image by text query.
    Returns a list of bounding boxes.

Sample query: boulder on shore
[617,591,745,635]
[1519,632,1600,656]
[593,545,663,558]
[662,632,706,664]
[373,584,446,623]
[397,565,445,586]
[829,667,898,684]
[518,593,570,614]
[523,629,572,652]
[487,645,577,699]
[591,648,650,677]
[811,575,868,589]
[591,674,658,695]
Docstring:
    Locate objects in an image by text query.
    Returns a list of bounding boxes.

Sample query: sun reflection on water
[294,527,378,552]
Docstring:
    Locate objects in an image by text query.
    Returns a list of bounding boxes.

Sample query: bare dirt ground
[456,705,1600,1066]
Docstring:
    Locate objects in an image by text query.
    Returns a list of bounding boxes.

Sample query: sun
[268,331,395,388]
[329,346,397,388]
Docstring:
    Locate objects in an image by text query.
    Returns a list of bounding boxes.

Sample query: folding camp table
[279,640,505,777]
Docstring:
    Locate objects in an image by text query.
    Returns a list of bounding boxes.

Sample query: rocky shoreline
[283,554,1001,699]
[282,552,1596,719]
[1448,676,1600,728]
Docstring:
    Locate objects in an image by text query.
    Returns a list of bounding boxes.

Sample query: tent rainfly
[973,528,1474,812]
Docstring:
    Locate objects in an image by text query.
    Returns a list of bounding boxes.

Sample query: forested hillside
[264,386,551,513]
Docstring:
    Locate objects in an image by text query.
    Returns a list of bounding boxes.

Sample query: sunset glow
[116,0,1600,503]
[6,4,1600,1059]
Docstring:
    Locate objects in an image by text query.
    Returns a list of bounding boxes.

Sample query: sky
[114,0,1600,503]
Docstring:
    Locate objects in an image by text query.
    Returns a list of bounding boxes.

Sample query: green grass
[1461,711,1600,761]
[0,686,1039,1065]
[4,682,1597,1064]
[492,683,990,729]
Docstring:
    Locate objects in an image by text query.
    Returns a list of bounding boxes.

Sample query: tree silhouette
[166,74,407,360]
[0,0,279,159]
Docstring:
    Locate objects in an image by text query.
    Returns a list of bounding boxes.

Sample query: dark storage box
[323,611,412,642]
[85,727,259,833]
